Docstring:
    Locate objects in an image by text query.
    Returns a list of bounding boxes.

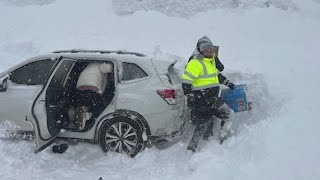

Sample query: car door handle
[39,100,45,102]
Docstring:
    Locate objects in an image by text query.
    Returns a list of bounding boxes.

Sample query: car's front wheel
[99,117,144,157]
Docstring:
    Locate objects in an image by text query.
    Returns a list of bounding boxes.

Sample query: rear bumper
[149,118,186,145]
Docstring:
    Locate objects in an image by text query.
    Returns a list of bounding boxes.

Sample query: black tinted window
[10,59,55,85]
[122,62,148,81]
[49,60,74,88]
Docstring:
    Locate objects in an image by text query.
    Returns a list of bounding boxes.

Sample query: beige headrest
[99,63,113,73]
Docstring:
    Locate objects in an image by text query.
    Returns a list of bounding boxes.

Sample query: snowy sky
[0,0,320,180]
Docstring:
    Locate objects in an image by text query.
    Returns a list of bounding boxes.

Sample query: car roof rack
[52,49,146,57]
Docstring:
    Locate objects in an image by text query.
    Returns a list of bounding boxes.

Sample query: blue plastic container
[221,84,252,113]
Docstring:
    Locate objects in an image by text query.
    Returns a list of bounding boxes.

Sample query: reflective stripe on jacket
[181,57,219,90]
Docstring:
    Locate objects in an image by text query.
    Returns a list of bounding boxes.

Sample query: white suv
[0,50,187,157]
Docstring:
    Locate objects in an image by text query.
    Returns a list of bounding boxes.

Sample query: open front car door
[28,58,75,153]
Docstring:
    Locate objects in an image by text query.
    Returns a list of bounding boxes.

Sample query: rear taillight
[156,89,176,105]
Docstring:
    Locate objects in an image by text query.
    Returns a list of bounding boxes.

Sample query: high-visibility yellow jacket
[181,57,219,91]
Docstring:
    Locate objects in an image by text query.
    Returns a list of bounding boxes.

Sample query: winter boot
[52,143,68,153]
[187,145,197,153]
[218,120,232,144]
[218,129,230,144]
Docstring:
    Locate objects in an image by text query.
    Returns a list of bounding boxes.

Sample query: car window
[48,60,74,88]
[121,62,148,81]
[10,59,55,85]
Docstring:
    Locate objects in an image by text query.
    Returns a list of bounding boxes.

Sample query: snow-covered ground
[0,0,320,179]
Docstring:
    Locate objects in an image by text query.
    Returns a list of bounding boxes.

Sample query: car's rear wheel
[99,117,144,157]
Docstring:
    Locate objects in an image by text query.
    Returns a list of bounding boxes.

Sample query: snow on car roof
[53,49,145,57]
[0,50,150,77]
[48,49,150,63]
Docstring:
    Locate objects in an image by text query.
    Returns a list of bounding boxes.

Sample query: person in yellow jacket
[182,36,235,152]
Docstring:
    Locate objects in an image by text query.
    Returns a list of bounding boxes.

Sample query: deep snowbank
[0,0,320,180]
[112,0,299,17]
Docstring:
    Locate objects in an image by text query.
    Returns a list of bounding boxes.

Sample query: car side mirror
[0,74,9,92]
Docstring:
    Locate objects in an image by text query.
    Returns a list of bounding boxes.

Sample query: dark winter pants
[204,118,214,137]
[188,109,213,149]
[188,102,232,149]
[188,121,210,149]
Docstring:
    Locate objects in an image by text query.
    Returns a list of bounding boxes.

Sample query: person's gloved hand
[227,82,235,90]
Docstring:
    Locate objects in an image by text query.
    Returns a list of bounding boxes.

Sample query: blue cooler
[221,84,252,113]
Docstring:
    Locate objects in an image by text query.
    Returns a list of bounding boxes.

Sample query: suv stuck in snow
[0,50,187,157]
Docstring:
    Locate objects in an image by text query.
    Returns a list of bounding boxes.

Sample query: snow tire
[99,116,144,157]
